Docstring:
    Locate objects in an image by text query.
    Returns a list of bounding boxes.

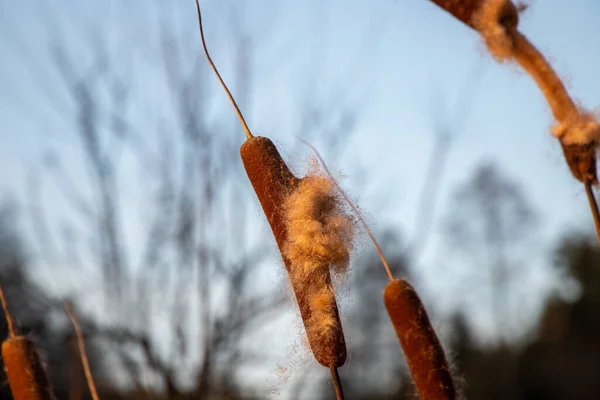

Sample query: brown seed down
[2,336,52,400]
[240,136,347,367]
[384,279,455,400]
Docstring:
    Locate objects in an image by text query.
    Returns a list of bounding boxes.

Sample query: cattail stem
[65,303,100,400]
[508,29,577,122]
[330,366,344,400]
[0,284,15,338]
[585,181,600,244]
[194,0,253,140]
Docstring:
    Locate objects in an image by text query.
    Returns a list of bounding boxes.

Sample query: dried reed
[0,284,52,400]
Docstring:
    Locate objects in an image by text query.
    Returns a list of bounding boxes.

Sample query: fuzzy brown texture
[2,337,52,400]
[384,279,456,400]
[283,173,354,368]
[430,0,485,28]
[241,136,347,367]
[561,144,598,184]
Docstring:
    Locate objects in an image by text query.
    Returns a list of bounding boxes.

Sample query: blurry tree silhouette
[440,162,539,399]
[449,231,600,400]
[443,162,539,345]
[517,232,600,400]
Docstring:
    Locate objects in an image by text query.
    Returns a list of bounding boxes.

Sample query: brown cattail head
[241,137,349,367]
[2,336,52,400]
[384,279,455,400]
[240,136,299,249]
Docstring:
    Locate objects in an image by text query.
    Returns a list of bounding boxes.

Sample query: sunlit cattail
[0,284,52,400]
[240,137,351,368]
[384,279,455,400]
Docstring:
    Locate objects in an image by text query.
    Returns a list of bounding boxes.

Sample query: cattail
[384,279,455,399]
[0,285,52,400]
[431,0,600,240]
[240,138,350,368]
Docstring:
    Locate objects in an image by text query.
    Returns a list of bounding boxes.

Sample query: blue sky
[1,0,599,395]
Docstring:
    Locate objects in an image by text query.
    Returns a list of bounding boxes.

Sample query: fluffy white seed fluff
[282,168,355,340]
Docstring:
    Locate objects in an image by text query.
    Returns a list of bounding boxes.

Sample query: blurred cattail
[0,284,52,400]
[431,0,600,241]
[384,279,455,400]
[431,0,600,183]
[472,0,600,243]
[491,0,599,183]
